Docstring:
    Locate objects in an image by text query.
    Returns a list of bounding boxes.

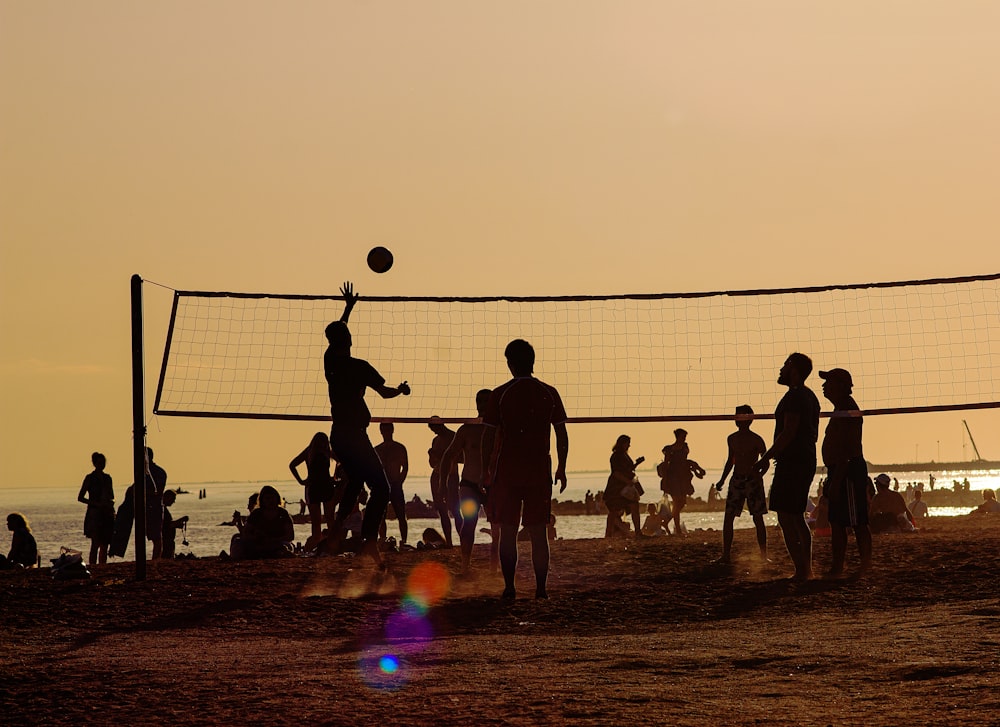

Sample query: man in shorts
[714,404,769,563]
[441,388,497,573]
[375,422,409,546]
[755,352,821,581]
[482,340,569,599]
[820,367,873,577]
[324,281,411,567]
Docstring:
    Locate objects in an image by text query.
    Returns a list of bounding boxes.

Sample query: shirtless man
[440,389,496,573]
[715,404,769,563]
[482,339,569,600]
[427,419,459,547]
[324,282,411,567]
[375,422,409,546]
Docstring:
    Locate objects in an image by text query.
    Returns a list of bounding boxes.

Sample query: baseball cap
[819,368,853,387]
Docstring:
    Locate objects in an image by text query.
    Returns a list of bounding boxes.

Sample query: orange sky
[1,2,998,490]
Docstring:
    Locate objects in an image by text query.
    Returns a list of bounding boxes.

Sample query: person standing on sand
[428,419,460,547]
[483,339,569,600]
[289,432,338,542]
[819,368,873,577]
[375,422,410,546]
[441,388,496,573]
[602,435,645,539]
[324,281,410,567]
[714,405,769,563]
[754,352,821,582]
[660,429,706,536]
[145,447,168,559]
[78,452,115,565]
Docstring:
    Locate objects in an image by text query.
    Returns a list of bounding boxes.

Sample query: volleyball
[367,246,394,273]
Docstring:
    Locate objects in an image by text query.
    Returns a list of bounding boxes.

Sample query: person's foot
[823,568,845,579]
[791,569,813,582]
[535,589,548,599]
[360,539,384,569]
[501,588,516,600]
[713,555,731,565]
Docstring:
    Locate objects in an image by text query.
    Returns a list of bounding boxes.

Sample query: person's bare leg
[720,514,735,562]
[308,502,323,540]
[672,503,684,535]
[776,511,805,578]
[752,514,768,560]
[98,544,108,565]
[528,524,550,598]
[88,540,99,566]
[829,525,847,577]
[630,504,642,537]
[856,524,873,572]
[499,524,518,598]
[437,505,453,547]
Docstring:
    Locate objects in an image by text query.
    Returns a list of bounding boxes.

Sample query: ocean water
[2,468,995,564]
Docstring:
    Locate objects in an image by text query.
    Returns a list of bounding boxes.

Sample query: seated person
[970,488,1000,515]
[909,489,929,521]
[1,512,38,569]
[641,503,669,536]
[869,474,916,533]
[232,485,295,560]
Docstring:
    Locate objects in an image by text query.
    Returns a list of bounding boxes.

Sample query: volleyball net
[151,273,1000,422]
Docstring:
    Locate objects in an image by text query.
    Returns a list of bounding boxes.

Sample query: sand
[3,516,999,726]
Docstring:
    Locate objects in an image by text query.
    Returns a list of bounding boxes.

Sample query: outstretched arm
[373,380,411,399]
[339,281,358,324]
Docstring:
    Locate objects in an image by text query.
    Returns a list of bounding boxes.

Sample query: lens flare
[379,654,399,673]
[405,561,451,608]
[460,496,479,518]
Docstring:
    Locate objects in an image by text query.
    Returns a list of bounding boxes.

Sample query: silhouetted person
[236,485,295,560]
[441,389,496,573]
[427,418,459,547]
[160,489,189,559]
[602,435,644,539]
[375,422,409,545]
[78,452,115,565]
[660,429,706,536]
[324,281,410,567]
[1,513,37,569]
[715,405,768,563]
[641,502,669,536]
[585,490,595,515]
[144,447,168,559]
[909,489,929,521]
[289,432,338,541]
[755,353,821,581]
[820,368,873,577]
[482,339,569,599]
[870,474,916,532]
[971,488,1000,514]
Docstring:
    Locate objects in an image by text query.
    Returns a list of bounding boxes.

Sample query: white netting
[152,275,1000,421]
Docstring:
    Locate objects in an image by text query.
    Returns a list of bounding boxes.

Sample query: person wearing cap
[870,474,916,533]
[323,281,411,567]
[754,352,821,581]
[819,367,873,577]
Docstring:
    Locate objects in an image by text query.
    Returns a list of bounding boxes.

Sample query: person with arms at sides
[324,281,410,567]
[441,389,496,573]
[819,368,874,577]
[714,405,769,564]
[482,339,569,600]
[427,419,460,548]
[160,489,189,559]
[144,447,168,559]
[78,452,115,565]
[375,422,410,547]
[289,432,338,544]
[754,353,821,582]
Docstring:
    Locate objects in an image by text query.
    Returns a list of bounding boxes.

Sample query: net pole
[130,274,147,580]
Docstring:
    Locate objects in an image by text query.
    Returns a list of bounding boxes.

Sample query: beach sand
[3,516,998,726]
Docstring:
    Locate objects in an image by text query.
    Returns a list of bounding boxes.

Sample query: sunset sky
[2,2,998,492]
